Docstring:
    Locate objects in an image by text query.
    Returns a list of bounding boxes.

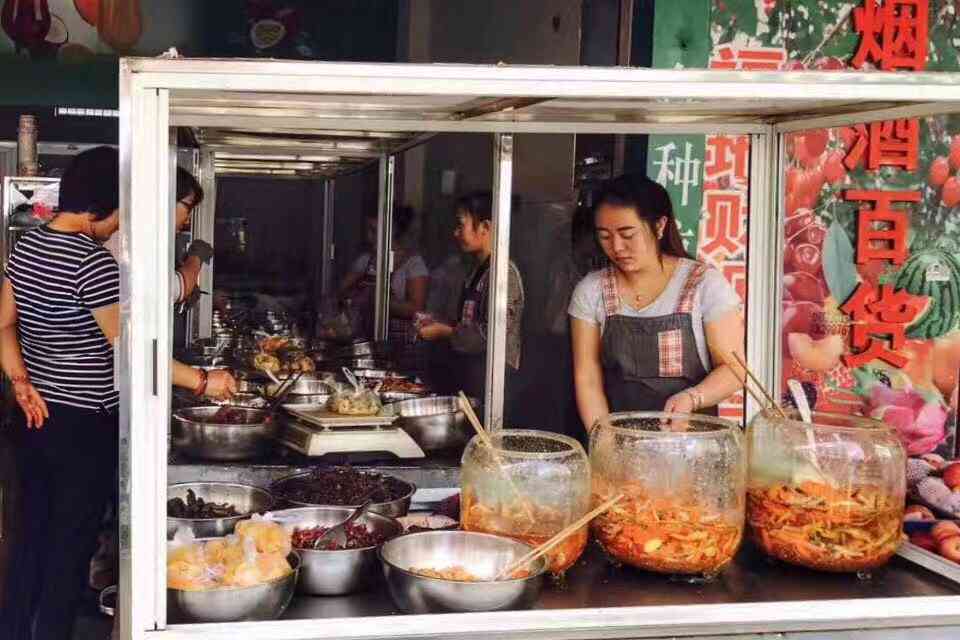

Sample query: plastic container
[589,412,745,580]
[460,429,590,575]
[746,409,905,574]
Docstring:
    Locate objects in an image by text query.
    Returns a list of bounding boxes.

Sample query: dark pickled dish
[200,407,268,425]
[277,467,410,506]
[292,523,393,550]
[167,489,241,519]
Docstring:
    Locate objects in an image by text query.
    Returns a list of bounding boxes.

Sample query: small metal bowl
[379,531,546,614]
[388,396,478,453]
[171,406,278,461]
[167,548,301,623]
[266,375,334,397]
[275,506,402,595]
[270,471,416,518]
[166,482,274,540]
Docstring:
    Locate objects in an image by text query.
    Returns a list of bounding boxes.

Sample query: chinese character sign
[852,0,929,72]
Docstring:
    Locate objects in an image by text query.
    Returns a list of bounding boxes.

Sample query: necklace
[619,260,675,309]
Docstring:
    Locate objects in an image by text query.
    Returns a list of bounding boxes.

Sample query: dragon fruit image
[864,385,948,456]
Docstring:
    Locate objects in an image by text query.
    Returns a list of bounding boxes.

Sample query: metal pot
[388,396,478,453]
[171,406,278,461]
[167,549,300,623]
[276,506,402,595]
[166,482,274,539]
[271,471,415,518]
[379,531,545,614]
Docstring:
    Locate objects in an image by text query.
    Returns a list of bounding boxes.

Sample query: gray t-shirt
[350,252,429,304]
[567,258,742,370]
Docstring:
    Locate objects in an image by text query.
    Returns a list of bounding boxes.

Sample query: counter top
[278,544,960,621]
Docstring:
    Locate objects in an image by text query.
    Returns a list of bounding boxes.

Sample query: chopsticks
[727,352,787,419]
[494,493,624,580]
[457,392,536,526]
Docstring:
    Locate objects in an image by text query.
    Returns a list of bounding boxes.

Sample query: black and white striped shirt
[6,227,120,411]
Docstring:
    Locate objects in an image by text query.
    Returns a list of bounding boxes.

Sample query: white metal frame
[119,59,960,640]
[374,155,396,341]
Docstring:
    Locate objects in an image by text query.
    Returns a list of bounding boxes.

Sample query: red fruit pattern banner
[711,0,960,462]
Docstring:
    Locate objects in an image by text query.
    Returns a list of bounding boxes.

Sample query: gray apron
[599,262,716,414]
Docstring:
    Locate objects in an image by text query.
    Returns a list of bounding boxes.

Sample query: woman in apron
[568,174,744,431]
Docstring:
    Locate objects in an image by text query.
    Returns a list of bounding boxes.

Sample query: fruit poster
[707,0,960,461]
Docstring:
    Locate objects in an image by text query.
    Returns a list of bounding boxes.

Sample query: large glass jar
[589,412,746,579]
[746,409,905,574]
[460,430,590,575]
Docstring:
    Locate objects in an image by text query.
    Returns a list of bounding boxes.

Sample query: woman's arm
[664,308,745,412]
[571,317,608,432]
[391,275,428,318]
[0,280,48,427]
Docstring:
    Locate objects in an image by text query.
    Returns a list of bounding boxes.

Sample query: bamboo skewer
[457,392,536,526]
[495,493,624,581]
[729,352,787,418]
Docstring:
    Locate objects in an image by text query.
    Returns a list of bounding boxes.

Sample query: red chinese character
[700,191,746,259]
[709,46,786,71]
[841,283,922,368]
[721,262,747,303]
[852,0,929,71]
[844,190,918,265]
[844,119,919,171]
[705,136,750,183]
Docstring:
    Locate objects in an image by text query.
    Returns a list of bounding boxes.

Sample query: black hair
[364,205,417,239]
[177,167,203,204]
[455,190,493,225]
[593,173,690,260]
[58,146,119,220]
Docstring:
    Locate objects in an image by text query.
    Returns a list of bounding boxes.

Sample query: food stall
[119,58,960,640]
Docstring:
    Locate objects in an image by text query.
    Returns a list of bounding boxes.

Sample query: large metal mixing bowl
[270,471,415,518]
[166,482,274,540]
[171,407,279,461]
[275,506,402,595]
[388,396,478,453]
[379,531,546,614]
[167,550,300,623]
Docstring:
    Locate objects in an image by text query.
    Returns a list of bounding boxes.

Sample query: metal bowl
[379,531,546,614]
[354,369,410,381]
[266,375,334,397]
[270,471,416,518]
[213,391,268,409]
[171,406,279,461]
[166,482,274,539]
[274,506,402,595]
[339,357,394,371]
[388,396,478,453]
[167,549,300,623]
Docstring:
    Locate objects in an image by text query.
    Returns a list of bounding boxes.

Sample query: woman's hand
[205,370,237,400]
[662,390,696,432]
[14,380,49,429]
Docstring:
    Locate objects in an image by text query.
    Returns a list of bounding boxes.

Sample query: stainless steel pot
[171,406,278,461]
[275,506,402,595]
[270,471,415,518]
[167,549,300,623]
[388,396,478,453]
[166,482,274,539]
[379,531,545,614]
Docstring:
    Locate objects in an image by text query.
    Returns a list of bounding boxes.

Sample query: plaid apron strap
[676,262,707,314]
[599,266,620,317]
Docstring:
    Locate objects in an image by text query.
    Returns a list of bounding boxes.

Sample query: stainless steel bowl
[339,357,394,371]
[171,407,279,461]
[379,531,546,614]
[354,369,410,381]
[388,396,477,453]
[167,550,300,623]
[270,471,416,518]
[274,506,402,595]
[266,375,334,397]
[214,391,268,408]
[166,482,274,539]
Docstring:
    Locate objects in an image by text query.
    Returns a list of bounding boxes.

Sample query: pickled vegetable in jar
[746,409,905,574]
[460,430,590,575]
[589,412,746,580]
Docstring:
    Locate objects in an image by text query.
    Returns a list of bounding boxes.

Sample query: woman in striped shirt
[0,147,234,640]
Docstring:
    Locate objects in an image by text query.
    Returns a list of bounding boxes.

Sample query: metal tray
[897,542,960,585]
[285,406,397,429]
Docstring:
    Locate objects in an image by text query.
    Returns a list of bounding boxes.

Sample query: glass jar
[746,409,905,574]
[460,429,590,575]
[589,412,745,580]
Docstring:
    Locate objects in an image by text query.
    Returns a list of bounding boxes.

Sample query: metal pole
[746,127,781,421]
[485,133,514,432]
[195,148,216,340]
[321,179,336,300]
[374,155,395,341]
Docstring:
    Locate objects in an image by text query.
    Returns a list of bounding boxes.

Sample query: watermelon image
[895,250,960,340]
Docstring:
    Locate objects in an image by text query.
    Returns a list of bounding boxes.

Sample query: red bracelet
[193,369,208,397]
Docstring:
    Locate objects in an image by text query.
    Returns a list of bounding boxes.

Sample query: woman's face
[595,204,666,273]
[176,192,198,232]
[453,209,488,254]
[364,217,378,245]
